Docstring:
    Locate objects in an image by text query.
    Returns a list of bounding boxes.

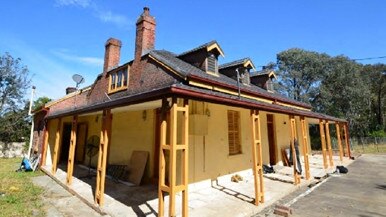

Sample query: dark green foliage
[274,48,386,137]
[32,96,51,111]
[0,53,30,144]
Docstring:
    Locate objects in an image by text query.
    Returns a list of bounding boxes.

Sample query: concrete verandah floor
[41,154,353,217]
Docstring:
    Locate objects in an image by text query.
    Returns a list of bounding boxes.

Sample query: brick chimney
[103,38,122,73]
[134,7,156,61]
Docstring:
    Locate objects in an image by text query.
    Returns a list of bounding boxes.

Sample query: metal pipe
[27,86,36,159]
[236,68,241,99]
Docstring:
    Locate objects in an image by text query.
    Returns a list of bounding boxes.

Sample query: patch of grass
[0,158,44,217]
[351,144,386,154]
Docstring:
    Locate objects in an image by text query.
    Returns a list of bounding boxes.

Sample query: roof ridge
[219,57,251,69]
[177,40,218,57]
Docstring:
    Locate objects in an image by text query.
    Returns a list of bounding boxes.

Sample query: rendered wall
[188,102,254,183]
[108,109,155,179]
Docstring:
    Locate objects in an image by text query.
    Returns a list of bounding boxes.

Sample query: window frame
[227,110,242,155]
[108,66,129,93]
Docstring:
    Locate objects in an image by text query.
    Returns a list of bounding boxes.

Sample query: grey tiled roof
[250,70,273,77]
[150,49,311,109]
[177,40,222,57]
[219,58,251,69]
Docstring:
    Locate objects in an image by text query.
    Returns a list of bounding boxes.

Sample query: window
[228,110,241,155]
[109,67,128,93]
[207,53,218,74]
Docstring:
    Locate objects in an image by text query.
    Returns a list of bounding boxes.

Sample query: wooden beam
[66,115,78,185]
[319,120,328,169]
[251,110,264,205]
[52,118,62,174]
[343,123,351,158]
[325,121,334,167]
[41,121,49,166]
[300,117,310,180]
[158,99,167,217]
[181,99,189,217]
[95,109,112,206]
[335,123,343,162]
[289,115,300,185]
[158,98,189,217]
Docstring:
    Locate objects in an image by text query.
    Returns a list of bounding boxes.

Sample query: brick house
[33,7,351,217]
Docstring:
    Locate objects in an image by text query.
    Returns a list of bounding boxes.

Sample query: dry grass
[351,144,386,154]
[0,158,44,217]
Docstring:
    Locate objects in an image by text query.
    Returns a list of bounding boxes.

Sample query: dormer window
[206,53,218,75]
[109,66,129,93]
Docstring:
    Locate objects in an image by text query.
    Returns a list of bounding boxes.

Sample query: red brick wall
[103,38,122,73]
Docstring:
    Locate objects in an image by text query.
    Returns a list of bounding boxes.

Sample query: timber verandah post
[300,117,310,180]
[289,115,301,185]
[335,123,344,162]
[250,110,264,205]
[41,121,49,166]
[66,115,78,185]
[319,120,328,169]
[95,109,112,206]
[343,123,352,158]
[158,98,189,217]
[52,118,62,174]
[325,121,334,167]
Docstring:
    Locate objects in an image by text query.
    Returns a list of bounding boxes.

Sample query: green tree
[0,53,30,144]
[0,101,30,144]
[0,52,30,115]
[33,96,51,111]
[275,48,330,103]
[361,64,386,131]
[314,56,370,136]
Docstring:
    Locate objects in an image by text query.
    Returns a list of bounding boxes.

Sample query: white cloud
[52,50,103,67]
[55,0,133,29]
[96,10,132,29]
[55,0,92,8]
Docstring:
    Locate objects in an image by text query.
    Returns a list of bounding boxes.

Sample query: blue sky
[1,0,385,100]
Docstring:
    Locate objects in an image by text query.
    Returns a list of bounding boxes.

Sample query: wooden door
[75,123,88,163]
[266,114,277,165]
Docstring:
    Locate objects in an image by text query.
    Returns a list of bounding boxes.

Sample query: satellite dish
[72,74,85,88]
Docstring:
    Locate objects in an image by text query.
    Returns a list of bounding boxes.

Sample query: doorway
[60,123,72,163]
[266,114,277,165]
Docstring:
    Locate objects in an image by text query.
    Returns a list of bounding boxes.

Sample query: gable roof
[177,40,225,57]
[250,70,277,79]
[219,58,255,70]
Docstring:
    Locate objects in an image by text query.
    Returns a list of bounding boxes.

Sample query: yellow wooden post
[41,121,50,166]
[158,99,167,217]
[319,120,328,169]
[300,117,310,180]
[95,109,112,206]
[181,99,189,217]
[343,123,351,158]
[66,115,78,185]
[168,100,177,216]
[335,123,343,162]
[289,115,300,185]
[158,98,189,217]
[325,121,334,167]
[251,110,264,205]
[52,118,62,174]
